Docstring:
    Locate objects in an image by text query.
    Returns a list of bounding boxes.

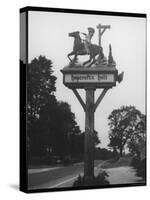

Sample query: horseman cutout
[67,27,105,67]
[82,27,95,55]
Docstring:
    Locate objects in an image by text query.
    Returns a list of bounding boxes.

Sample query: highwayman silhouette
[67,27,104,67]
[82,27,95,54]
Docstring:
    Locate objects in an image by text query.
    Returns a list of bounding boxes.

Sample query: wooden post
[71,88,108,182]
[97,24,111,47]
[72,89,86,112]
[84,88,95,182]
[97,24,101,47]
[96,24,111,64]
[97,24,102,64]
[94,88,108,111]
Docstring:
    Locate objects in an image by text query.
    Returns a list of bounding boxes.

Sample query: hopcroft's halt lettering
[64,73,115,83]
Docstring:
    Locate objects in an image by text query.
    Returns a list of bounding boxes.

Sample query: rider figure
[82,27,95,54]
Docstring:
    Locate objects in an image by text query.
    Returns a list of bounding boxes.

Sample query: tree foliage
[38,101,82,157]
[27,55,57,120]
[26,56,85,164]
[108,106,146,157]
[127,114,146,158]
[26,55,57,157]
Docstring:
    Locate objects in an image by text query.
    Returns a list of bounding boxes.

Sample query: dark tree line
[21,56,100,165]
[26,56,82,162]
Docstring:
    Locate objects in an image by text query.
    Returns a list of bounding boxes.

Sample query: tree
[108,106,145,157]
[28,95,57,157]
[33,100,82,158]
[94,147,113,160]
[27,55,57,120]
[82,130,100,147]
[69,132,84,160]
[127,114,146,159]
[27,55,57,157]
[51,101,81,156]
[93,130,101,146]
[26,55,83,163]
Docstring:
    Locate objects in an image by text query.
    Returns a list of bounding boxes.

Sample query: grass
[101,156,132,169]
[73,171,110,187]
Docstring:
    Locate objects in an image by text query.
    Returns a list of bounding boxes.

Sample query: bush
[136,158,146,181]
[94,171,110,185]
[131,157,146,181]
[63,156,73,166]
[130,156,140,169]
[73,171,110,187]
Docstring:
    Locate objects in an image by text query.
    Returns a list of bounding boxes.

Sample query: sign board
[61,66,118,89]
[64,73,115,83]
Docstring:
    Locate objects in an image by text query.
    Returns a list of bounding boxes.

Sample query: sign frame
[61,66,118,89]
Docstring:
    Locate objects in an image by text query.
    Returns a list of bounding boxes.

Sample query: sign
[64,73,115,83]
[61,66,118,89]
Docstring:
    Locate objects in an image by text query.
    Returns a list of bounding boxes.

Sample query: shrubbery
[73,171,110,187]
[131,157,146,181]
[63,156,73,166]
[130,156,139,168]
[136,158,146,180]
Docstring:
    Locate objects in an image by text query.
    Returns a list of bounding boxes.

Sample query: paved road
[28,160,104,190]
[106,166,143,184]
[28,160,144,190]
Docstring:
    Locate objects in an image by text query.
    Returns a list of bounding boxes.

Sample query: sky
[21,11,146,148]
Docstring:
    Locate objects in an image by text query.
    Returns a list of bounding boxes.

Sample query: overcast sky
[22,11,146,148]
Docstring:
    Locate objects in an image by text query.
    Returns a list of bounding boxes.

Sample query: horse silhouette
[67,31,104,66]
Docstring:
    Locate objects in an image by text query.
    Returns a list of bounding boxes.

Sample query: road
[28,160,104,190]
[28,160,144,190]
[106,166,143,184]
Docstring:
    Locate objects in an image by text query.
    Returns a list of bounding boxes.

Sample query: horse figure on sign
[67,31,104,67]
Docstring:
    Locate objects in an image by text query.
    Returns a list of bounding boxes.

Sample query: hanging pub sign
[61,67,118,88]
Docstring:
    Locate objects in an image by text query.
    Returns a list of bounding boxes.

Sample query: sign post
[61,24,123,184]
[84,88,95,182]
[61,67,119,183]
